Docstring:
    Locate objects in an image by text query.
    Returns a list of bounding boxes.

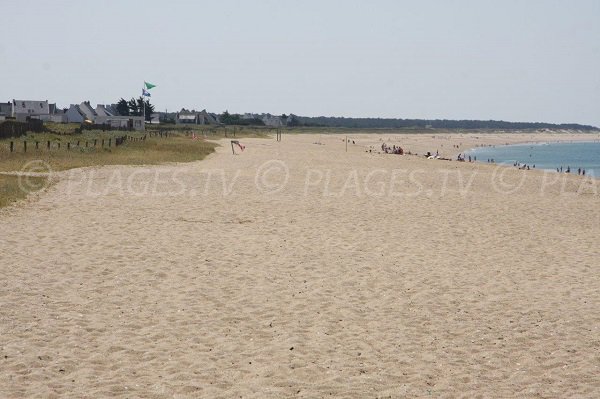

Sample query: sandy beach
[1,132,599,398]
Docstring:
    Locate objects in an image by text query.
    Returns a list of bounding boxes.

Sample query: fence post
[85,141,88,148]
[47,140,50,150]
[24,141,27,153]
[94,139,97,147]
[35,141,39,149]
[57,142,60,149]
[67,142,70,150]
[10,141,13,153]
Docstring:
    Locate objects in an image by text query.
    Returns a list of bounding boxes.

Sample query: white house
[0,102,11,121]
[78,101,97,121]
[95,115,145,130]
[175,109,220,125]
[65,104,87,123]
[11,99,50,122]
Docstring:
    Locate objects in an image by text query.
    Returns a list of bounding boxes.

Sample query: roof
[95,104,116,117]
[79,102,97,119]
[68,104,86,118]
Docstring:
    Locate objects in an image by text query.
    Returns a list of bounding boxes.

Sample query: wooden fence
[1,134,156,154]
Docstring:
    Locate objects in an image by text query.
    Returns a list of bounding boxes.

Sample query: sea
[466,141,600,179]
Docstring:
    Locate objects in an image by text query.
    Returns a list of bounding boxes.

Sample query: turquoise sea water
[466,141,600,178]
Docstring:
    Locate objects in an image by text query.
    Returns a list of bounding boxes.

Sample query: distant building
[64,102,143,130]
[95,104,120,117]
[0,102,12,121]
[176,110,198,124]
[11,99,51,122]
[78,101,97,121]
[241,113,286,126]
[65,104,87,123]
[95,115,145,131]
[175,109,220,125]
[261,114,285,127]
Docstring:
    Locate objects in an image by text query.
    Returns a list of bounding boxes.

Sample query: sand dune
[1,133,599,398]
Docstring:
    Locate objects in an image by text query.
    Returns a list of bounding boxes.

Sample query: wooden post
[47,140,50,149]
[77,140,80,147]
[67,142,70,150]
[10,141,13,153]
[108,138,112,147]
[85,141,88,148]
[35,141,39,149]
[94,139,97,147]
[57,142,60,149]
[24,141,27,153]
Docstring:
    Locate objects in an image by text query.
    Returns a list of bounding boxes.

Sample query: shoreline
[464,139,600,179]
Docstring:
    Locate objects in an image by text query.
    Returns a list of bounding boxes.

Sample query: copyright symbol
[491,165,526,195]
[255,160,289,194]
[18,160,53,194]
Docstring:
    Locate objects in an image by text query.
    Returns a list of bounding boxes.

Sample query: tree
[127,98,140,116]
[116,98,129,116]
[126,97,154,121]
[287,114,300,127]
[220,110,233,124]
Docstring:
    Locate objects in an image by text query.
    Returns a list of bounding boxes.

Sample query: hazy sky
[2,0,599,126]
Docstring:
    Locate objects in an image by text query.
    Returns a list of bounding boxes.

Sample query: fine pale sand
[1,132,599,398]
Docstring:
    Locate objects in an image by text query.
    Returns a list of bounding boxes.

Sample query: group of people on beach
[556,166,586,175]
[513,162,535,170]
[456,153,476,162]
[381,143,403,155]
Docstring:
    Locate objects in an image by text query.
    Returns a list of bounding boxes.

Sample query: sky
[1,0,599,126]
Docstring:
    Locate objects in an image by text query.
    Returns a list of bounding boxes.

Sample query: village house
[65,104,87,123]
[11,99,50,122]
[94,103,144,130]
[78,101,97,121]
[241,113,287,127]
[95,114,145,131]
[0,102,12,121]
[175,109,220,125]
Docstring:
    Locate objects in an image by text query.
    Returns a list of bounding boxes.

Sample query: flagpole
[143,82,145,130]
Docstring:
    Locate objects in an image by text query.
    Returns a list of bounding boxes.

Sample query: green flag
[144,81,156,90]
